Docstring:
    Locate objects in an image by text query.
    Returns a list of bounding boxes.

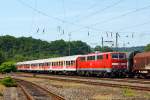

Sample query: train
[16,52,127,77]
[16,51,150,78]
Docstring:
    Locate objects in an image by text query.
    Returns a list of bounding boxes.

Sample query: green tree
[0,61,16,73]
[144,44,150,52]
[0,51,5,64]
[94,46,113,52]
[69,41,91,55]
[0,35,91,61]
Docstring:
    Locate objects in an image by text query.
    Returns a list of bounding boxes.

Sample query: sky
[0,0,150,47]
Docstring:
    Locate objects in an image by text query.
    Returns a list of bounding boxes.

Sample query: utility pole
[115,32,119,51]
[101,37,104,48]
[101,37,104,52]
[68,33,71,56]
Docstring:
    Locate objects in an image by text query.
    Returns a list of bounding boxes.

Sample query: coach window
[97,55,103,60]
[41,63,43,66]
[55,62,57,66]
[66,61,70,66]
[64,61,66,66]
[48,62,51,66]
[45,63,48,66]
[71,61,75,66]
[61,61,63,66]
[59,62,61,66]
[43,63,45,66]
[57,62,59,66]
[66,61,68,66]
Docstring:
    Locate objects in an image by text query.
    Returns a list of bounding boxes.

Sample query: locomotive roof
[85,52,125,56]
[16,55,82,65]
[134,51,150,58]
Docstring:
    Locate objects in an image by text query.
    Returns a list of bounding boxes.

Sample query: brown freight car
[133,52,150,77]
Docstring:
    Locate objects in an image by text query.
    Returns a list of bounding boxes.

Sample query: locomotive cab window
[106,54,108,59]
[80,57,86,61]
[87,56,95,60]
[111,53,126,59]
[97,55,103,60]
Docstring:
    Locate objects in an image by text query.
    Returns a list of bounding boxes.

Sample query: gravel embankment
[21,77,150,100]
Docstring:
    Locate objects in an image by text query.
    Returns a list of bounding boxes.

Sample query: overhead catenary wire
[16,0,79,27]
[16,0,133,34]
[74,0,124,22]
[72,0,103,20]
[68,3,150,34]
[118,20,150,31]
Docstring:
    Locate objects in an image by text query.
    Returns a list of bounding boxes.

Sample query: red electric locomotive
[77,52,127,77]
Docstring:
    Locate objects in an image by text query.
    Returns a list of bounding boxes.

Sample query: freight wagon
[133,52,150,77]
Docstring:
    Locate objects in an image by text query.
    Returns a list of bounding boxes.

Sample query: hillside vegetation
[0,35,92,63]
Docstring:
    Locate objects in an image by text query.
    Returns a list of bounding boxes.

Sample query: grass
[122,87,135,97]
[0,77,17,87]
[0,84,5,96]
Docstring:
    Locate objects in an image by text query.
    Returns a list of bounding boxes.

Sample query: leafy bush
[0,77,17,87]
[122,87,135,97]
[0,61,16,73]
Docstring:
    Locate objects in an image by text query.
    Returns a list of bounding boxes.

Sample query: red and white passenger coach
[16,52,127,77]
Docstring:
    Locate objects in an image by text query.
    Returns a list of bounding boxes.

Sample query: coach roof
[16,55,82,65]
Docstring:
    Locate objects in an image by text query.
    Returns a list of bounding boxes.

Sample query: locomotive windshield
[111,53,126,59]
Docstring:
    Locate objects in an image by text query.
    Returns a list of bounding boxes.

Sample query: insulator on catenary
[36,28,39,33]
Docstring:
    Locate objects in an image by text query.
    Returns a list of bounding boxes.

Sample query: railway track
[15,73,150,85]
[43,74,150,84]
[13,73,150,92]
[15,78,65,100]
